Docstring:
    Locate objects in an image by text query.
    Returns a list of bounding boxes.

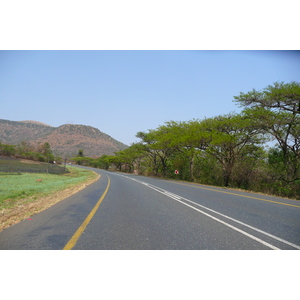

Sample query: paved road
[1,168,300,250]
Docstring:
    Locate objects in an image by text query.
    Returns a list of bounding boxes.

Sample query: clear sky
[1,50,299,145]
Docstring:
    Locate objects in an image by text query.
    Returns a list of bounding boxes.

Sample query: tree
[196,113,264,187]
[234,81,300,114]
[234,82,300,182]
[149,120,205,181]
[136,131,161,176]
[108,154,124,171]
[71,156,94,166]
[136,128,179,177]
[16,141,34,157]
[118,143,148,173]
[96,155,112,170]
[78,149,84,157]
[0,142,16,157]
[37,142,54,163]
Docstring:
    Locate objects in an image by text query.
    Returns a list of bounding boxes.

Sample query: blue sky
[1,50,299,145]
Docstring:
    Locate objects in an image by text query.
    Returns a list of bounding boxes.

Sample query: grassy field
[0,156,67,174]
[0,166,96,209]
[0,164,99,231]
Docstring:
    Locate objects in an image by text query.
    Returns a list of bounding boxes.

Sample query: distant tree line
[71,82,300,199]
[0,141,62,164]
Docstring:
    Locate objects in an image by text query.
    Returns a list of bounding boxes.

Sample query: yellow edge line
[63,175,111,250]
[172,181,300,208]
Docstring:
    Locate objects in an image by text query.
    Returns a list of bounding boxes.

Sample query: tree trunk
[189,155,195,182]
[222,164,233,187]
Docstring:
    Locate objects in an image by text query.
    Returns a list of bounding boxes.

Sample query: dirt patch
[0,172,100,232]
[18,159,43,165]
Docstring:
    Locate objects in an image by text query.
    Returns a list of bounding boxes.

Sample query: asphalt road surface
[1,168,300,250]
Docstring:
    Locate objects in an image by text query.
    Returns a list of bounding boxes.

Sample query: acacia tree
[135,114,264,186]
[96,155,112,170]
[121,143,148,174]
[112,148,135,172]
[108,153,124,171]
[152,120,208,181]
[234,81,300,114]
[145,125,184,177]
[196,113,264,187]
[234,81,300,182]
[136,131,163,176]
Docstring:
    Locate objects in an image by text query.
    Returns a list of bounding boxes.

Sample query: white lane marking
[181,195,300,250]
[163,191,182,200]
[117,174,300,250]
[141,182,280,250]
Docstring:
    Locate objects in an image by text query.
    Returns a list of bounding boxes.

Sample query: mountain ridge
[0,119,128,157]
[20,120,52,127]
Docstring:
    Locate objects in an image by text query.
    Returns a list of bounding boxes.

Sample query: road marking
[164,191,181,200]
[142,183,280,250]
[171,182,300,208]
[117,173,300,207]
[171,196,280,250]
[63,175,110,250]
[119,174,300,250]
[182,196,300,250]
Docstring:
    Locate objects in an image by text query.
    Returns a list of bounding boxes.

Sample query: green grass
[0,166,97,210]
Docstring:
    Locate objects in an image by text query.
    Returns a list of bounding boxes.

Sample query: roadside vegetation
[71,82,300,200]
[0,141,62,164]
[0,164,99,231]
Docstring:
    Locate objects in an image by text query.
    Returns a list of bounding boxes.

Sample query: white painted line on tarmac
[143,182,280,250]
[118,174,300,250]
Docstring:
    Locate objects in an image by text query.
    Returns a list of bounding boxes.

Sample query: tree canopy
[69,81,300,199]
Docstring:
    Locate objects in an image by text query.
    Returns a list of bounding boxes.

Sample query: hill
[0,119,128,157]
[20,120,52,127]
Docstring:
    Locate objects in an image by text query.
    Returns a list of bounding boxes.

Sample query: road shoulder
[0,171,100,232]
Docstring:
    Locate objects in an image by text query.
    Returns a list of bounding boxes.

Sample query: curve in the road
[114,173,300,250]
[63,174,110,250]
